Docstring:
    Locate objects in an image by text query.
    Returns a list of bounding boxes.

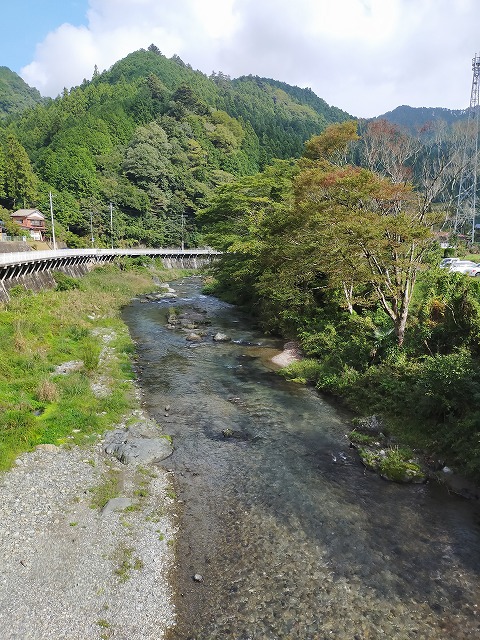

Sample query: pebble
[0,438,176,639]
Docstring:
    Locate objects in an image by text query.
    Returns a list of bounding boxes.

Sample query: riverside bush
[53,271,81,291]
[281,359,324,384]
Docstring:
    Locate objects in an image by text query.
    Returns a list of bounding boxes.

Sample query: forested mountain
[0,67,45,118]
[217,75,350,162]
[374,104,468,132]
[0,47,350,247]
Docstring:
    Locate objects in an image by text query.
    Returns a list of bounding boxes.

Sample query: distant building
[10,209,46,241]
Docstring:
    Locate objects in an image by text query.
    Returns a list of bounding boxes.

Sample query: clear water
[123,278,480,640]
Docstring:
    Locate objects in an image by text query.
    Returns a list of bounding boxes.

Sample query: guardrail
[0,247,220,266]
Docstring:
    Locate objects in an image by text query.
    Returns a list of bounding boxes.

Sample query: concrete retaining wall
[0,252,216,302]
[0,262,94,302]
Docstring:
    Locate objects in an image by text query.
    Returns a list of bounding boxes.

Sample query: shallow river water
[123,277,480,640]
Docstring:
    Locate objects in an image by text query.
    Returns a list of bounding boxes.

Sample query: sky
[1,0,479,118]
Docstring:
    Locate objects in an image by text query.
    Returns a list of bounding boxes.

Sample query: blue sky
[0,0,478,118]
[2,1,88,72]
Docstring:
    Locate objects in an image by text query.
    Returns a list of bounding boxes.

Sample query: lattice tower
[455,54,480,242]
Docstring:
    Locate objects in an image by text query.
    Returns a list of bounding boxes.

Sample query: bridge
[0,247,220,301]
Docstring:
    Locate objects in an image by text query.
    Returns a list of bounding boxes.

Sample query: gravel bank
[0,420,176,639]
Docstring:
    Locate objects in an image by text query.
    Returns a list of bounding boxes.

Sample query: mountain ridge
[1,54,466,134]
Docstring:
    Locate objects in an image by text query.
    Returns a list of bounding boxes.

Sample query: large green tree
[293,160,435,346]
[3,133,37,208]
[204,122,441,346]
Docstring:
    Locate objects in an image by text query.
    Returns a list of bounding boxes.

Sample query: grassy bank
[0,259,188,471]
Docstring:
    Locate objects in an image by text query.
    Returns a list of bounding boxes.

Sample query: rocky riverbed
[0,407,176,640]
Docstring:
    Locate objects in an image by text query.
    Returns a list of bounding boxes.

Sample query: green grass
[0,262,190,471]
[89,466,122,510]
[348,430,376,446]
[465,253,480,262]
[112,544,144,582]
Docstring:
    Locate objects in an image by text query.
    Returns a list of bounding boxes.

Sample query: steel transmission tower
[455,54,480,243]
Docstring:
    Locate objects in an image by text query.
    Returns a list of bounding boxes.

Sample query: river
[123,277,480,640]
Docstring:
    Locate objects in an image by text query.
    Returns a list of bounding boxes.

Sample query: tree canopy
[0,48,350,247]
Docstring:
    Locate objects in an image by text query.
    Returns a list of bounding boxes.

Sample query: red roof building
[11,209,46,241]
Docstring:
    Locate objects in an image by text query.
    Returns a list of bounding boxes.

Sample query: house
[11,209,46,241]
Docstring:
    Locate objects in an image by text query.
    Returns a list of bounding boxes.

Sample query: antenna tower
[455,54,480,243]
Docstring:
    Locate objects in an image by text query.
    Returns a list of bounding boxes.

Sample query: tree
[210,123,442,345]
[3,133,37,207]
[357,119,464,226]
[295,122,448,346]
[198,160,297,306]
[357,119,416,183]
[0,144,5,200]
[295,123,440,346]
[304,120,359,164]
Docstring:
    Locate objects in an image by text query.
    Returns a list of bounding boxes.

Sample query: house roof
[11,209,45,221]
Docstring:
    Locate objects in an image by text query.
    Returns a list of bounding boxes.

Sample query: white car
[448,260,478,274]
[439,257,460,269]
[467,263,480,277]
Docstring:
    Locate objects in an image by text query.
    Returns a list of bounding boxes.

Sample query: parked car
[448,260,478,274]
[439,257,460,268]
[467,263,480,277]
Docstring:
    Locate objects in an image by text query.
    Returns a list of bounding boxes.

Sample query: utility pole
[90,211,94,247]
[455,54,480,243]
[110,202,114,249]
[181,212,185,251]
[49,191,57,250]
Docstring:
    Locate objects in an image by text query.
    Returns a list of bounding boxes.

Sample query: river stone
[101,497,133,515]
[105,436,173,465]
[213,332,231,342]
[53,360,83,375]
[352,414,385,436]
[186,332,202,342]
[159,284,176,293]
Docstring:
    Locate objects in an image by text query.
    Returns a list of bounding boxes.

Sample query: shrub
[281,358,324,384]
[378,448,423,483]
[8,285,32,298]
[53,272,80,291]
[413,350,480,423]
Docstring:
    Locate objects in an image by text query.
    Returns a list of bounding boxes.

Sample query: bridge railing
[0,248,219,266]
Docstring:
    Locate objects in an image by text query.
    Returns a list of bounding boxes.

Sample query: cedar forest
[1,46,480,480]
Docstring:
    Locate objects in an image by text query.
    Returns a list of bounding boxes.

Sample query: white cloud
[19,0,480,117]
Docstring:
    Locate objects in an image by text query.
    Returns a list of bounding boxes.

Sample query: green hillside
[0,67,45,117]
[0,47,351,247]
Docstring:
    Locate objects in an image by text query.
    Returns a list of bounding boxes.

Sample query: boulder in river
[221,428,257,442]
[213,332,231,342]
[271,341,302,367]
[186,332,202,342]
[348,416,426,483]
